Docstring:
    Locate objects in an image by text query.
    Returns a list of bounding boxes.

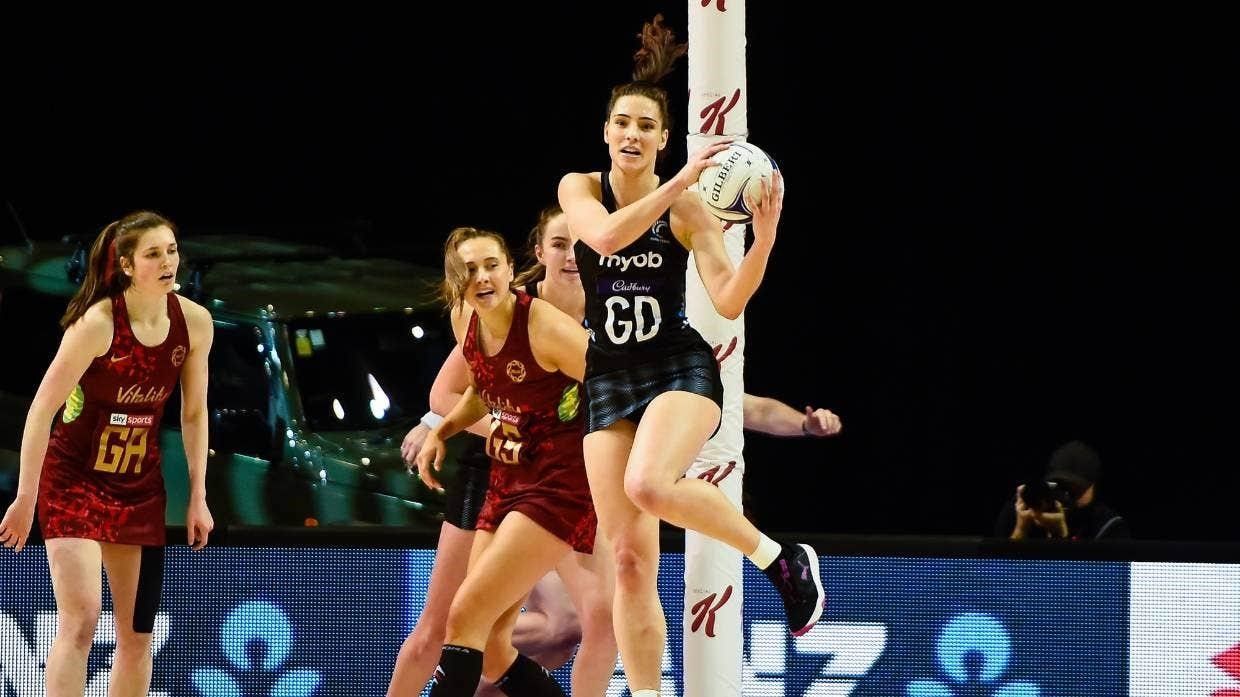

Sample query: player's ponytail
[61,211,176,329]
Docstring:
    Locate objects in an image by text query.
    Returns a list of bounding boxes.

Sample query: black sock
[429,644,484,697]
[493,653,566,696]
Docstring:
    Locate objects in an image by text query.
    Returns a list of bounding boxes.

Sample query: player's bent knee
[445,591,499,640]
[622,472,665,513]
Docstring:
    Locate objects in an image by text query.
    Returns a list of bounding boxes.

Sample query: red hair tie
[104,236,118,286]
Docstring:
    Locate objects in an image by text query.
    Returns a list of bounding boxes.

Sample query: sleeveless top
[39,292,191,544]
[574,172,709,376]
[460,291,583,469]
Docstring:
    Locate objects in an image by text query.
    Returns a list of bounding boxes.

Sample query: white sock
[632,690,659,697]
[747,533,782,569]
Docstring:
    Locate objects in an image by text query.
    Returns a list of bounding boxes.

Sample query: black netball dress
[573,173,723,434]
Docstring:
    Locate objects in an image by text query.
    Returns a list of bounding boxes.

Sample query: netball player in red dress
[389,208,616,697]
[0,211,215,697]
[415,226,593,697]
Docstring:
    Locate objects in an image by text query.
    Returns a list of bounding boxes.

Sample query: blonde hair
[439,226,513,310]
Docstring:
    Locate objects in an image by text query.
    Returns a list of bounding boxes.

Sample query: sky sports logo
[110,412,154,427]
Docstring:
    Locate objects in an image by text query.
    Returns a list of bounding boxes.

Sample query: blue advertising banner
[1,548,408,697]
[773,558,1128,697]
[0,546,1208,697]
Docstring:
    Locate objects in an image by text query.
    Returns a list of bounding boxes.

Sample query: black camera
[1020,479,1075,512]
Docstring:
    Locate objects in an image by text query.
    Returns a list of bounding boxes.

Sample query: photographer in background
[994,440,1130,540]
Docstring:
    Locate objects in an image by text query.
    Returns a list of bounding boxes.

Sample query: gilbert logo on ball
[697,142,777,224]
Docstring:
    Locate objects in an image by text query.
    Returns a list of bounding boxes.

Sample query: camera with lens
[1019,478,1076,512]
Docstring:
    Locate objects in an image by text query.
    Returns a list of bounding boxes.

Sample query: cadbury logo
[612,280,653,293]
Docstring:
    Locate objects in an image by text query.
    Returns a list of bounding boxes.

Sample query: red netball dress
[462,290,596,553]
[38,293,191,546]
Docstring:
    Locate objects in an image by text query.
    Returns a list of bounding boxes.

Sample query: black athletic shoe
[762,543,826,636]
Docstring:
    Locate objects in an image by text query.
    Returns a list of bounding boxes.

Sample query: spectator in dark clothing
[994,440,1129,540]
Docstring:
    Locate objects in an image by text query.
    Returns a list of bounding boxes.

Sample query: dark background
[3,7,1236,539]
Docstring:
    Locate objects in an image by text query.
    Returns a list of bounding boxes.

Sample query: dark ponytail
[604,14,688,136]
